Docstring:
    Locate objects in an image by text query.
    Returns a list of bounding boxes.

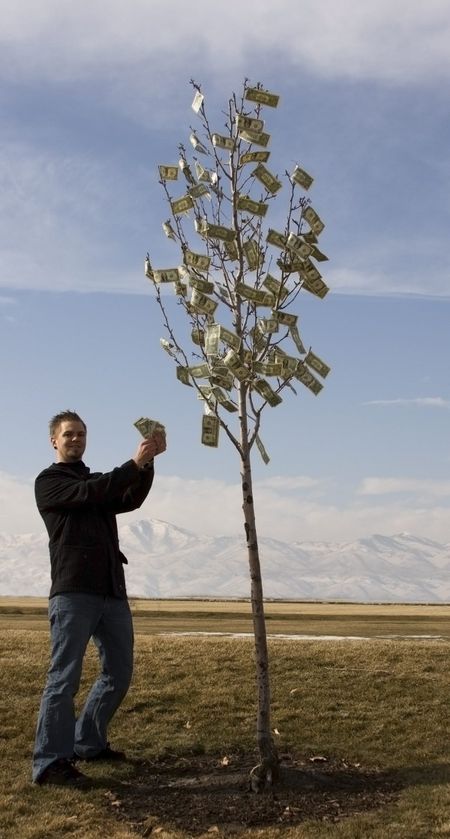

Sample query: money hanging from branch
[146,81,330,461]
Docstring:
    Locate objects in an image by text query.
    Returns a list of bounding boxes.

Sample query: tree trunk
[240,413,279,790]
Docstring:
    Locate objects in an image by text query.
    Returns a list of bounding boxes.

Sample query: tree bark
[240,395,279,790]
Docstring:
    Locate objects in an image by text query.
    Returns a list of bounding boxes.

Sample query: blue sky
[1,0,450,544]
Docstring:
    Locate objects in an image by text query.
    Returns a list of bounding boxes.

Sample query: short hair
[49,410,86,437]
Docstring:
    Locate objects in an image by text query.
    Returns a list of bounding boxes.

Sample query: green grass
[1,604,450,837]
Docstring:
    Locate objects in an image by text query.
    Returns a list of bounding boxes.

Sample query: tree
[144,80,331,790]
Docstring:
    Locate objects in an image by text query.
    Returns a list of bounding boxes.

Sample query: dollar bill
[194,217,208,235]
[290,324,306,355]
[245,87,280,108]
[197,385,213,401]
[210,371,234,391]
[242,238,262,271]
[188,363,210,378]
[237,194,268,217]
[185,249,211,271]
[250,324,266,349]
[239,129,271,148]
[295,362,323,395]
[277,255,305,273]
[291,165,314,190]
[255,433,270,464]
[160,338,177,358]
[236,282,274,306]
[177,264,190,280]
[273,349,300,376]
[195,161,214,182]
[309,243,329,262]
[301,276,329,299]
[218,324,241,351]
[212,387,238,412]
[191,327,205,346]
[158,165,178,181]
[174,280,187,296]
[191,90,204,113]
[162,220,177,241]
[257,316,279,335]
[266,228,288,249]
[134,417,166,438]
[303,205,325,235]
[239,150,271,165]
[287,232,312,259]
[201,414,219,447]
[190,288,218,316]
[253,360,283,376]
[176,366,192,386]
[224,240,239,261]
[188,183,211,200]
[235,113,265,133]
[251,163,282,194]
[199,222,237,243]
[263,273,289,301]
[304,350,331,378]
[253,378,283,406]
[301,230,318,245]
[145,256,153,280]
[189,276,215,294]
[271,309,297,327]
[223,349,251,382]
[205,324,220,356]
[216,282,233,303]
[153,268,180,283]
[189,132,208,154]
[301,259,322,282]
[212,134,234,150]
[170,195,194,215]
[178,159,196,184]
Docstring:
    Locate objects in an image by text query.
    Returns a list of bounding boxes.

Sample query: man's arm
[35,437,159,513]
[111,431,166,513]
[109,463,155,514]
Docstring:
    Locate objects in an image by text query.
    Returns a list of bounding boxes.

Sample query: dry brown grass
[1,606,450,837]
[2,597,450,638]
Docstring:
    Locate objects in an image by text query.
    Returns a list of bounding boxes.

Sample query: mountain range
[1,519,449,602]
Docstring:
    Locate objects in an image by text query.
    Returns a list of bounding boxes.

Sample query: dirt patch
[106,751,400,835]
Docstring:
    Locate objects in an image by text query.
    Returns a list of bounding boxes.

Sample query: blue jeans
[32,593,134,782]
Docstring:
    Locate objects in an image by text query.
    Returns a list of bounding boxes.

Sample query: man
[32,410,166,788]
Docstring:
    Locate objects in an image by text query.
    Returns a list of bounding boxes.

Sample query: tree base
[249,755,280,792]
[106,749,401,833]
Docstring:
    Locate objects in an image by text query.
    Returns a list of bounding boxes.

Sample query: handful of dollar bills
[134,417,166,439]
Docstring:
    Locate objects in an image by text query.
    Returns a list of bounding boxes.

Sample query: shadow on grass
[97,751,450,835]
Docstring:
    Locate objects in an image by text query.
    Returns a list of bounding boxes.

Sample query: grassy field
[1,601,450,837]
[2,597,450,638]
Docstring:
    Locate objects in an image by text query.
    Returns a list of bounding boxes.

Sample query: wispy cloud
[364,397,450,408]
[0,142,151,293]
[255,476,327,492]
[327,266,450,299]
[358,477,450,498]
[1,1,449,87]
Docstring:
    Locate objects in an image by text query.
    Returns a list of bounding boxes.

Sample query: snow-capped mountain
[1,520,450,602]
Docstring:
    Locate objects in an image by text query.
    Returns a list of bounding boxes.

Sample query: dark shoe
[77,743,127,762]
[35,758,91,789]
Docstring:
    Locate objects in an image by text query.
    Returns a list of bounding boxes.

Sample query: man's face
[51,420,87,463]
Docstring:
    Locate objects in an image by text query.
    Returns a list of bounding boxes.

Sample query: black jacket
[35,459,154,598]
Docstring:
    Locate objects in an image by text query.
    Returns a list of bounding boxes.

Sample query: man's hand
[133,431,167,468]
